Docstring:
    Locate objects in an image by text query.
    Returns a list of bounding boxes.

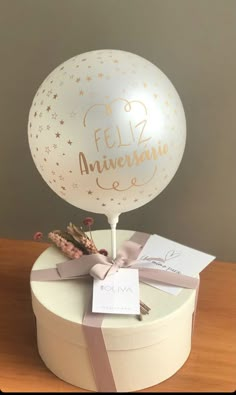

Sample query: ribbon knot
[88,240,141,280]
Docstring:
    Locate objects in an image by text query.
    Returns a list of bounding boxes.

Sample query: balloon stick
[107,215,119,259]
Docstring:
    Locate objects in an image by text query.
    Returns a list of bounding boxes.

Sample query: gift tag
[92,268,140,315]
[136,234,215,295]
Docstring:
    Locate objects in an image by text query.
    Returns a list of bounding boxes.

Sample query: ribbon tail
[31,268,62,281]
[138,267,199,289]
[129,231,150,248]
[82,307,117,392]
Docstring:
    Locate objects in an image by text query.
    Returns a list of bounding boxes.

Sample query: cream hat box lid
[30,229,197,392]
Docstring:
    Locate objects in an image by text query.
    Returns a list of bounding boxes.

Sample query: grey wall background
[0,0,235,261]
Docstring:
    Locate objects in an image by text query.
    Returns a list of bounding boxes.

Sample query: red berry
[99,248,108,256]
[33,231,43,241]
[83,217,94,226]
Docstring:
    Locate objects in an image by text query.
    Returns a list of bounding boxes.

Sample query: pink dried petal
[74,251,82,259]
[66,242,74,251]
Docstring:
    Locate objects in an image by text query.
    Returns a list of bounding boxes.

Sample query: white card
[136,234,215,295]
[92,268,140,315]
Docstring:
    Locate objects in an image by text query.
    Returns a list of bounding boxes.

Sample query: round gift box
[30,229,197,392]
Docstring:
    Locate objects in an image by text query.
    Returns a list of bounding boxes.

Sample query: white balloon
[28,49,186,224]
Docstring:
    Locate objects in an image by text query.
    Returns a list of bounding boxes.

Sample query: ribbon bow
[31,240,198,290]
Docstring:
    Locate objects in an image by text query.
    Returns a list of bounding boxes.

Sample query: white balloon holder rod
[107,215,119,259]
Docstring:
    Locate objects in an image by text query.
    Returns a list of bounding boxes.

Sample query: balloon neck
[107,214,119,229]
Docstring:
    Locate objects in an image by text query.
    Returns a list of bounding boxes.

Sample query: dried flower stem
[140,300,151,313]
[88,225,93,243]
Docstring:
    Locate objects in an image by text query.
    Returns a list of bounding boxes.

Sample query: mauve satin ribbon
[31,232,199,392]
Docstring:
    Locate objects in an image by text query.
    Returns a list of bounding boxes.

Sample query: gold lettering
[117,157,125,167]
[133,150,146,165]
[108,157,117,170]
[164,144,168,154]
[102,156,117,171]
[117,126,132,147]
[125,154,134,167]
[136,120,151,145]
[129,121,135,143]
[89,160,103,173]
[79,152,89,175]
[94,129,101,152]
[79,141,168,176]
[104,128,115,149]
[157,141,169,155]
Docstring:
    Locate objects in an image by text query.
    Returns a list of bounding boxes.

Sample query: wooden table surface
[0,238,235,392]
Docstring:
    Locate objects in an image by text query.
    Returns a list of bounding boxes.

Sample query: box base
[31,229,196,392]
